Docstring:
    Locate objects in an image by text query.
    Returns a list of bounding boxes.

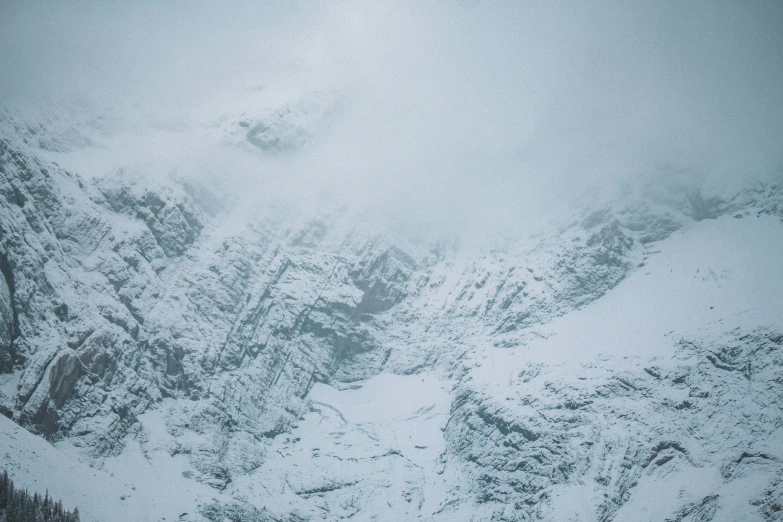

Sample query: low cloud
[2,0,782,236]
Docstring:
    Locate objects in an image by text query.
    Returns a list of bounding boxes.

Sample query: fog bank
[2,1,782,235]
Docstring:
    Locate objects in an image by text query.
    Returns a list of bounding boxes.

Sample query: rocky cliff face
[1,104,782,521]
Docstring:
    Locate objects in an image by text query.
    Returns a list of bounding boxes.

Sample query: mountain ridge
[1,103,782,520]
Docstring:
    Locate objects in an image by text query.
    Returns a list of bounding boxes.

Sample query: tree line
[0,470,80,522]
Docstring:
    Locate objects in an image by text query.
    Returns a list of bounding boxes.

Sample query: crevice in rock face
[31,399,59,439]
[48,350,81,408]
[665,494,720,522]
[0,250,18,338]
[475,405,539,442]
[0,248,19,372]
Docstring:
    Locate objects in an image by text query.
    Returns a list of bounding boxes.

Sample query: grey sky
[2,1,782,234]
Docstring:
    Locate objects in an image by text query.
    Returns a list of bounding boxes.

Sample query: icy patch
[473,214,783,390]
[530,214,783,362]
[229,373,468,520]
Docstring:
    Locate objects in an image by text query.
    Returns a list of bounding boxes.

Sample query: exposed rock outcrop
[1,104,782,521]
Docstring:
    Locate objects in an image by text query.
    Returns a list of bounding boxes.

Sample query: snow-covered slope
[456,215,783,521]
[1,101,782,521]
[0,411,236,522]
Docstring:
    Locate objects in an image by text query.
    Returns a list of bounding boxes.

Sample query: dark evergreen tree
[0,470,9,511]
[0,470,79,522]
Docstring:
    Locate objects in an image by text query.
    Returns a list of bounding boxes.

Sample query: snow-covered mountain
[1,98,782,522]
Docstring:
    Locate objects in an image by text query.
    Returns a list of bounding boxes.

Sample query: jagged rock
[0,251,15,371]
[1,103,783,521]
[48,349,80,407]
